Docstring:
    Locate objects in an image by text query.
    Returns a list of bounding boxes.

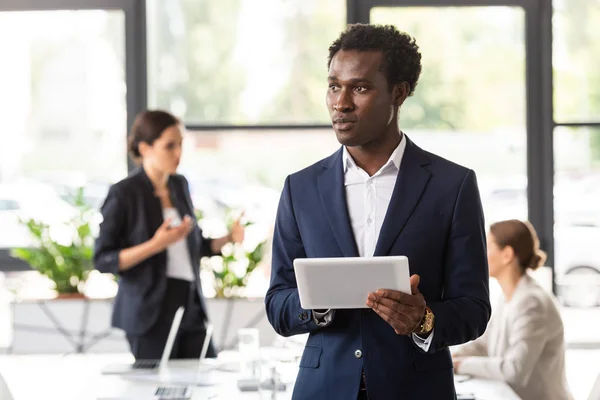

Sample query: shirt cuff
[312,309,335,327]
[412,329,434,352]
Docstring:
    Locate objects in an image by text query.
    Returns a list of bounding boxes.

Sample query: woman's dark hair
[490,219,547,272]
[127,110,179,160]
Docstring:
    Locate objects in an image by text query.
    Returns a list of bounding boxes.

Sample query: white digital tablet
[293,256,411,309]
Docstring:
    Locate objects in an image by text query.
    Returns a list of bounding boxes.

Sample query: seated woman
[453,219,573,400]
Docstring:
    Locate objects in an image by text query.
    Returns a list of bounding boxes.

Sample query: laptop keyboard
[154,386,190,399]
[132,359,160,369]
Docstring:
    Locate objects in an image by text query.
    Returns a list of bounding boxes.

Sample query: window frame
[348,0,556,291]
[0,0,146,270]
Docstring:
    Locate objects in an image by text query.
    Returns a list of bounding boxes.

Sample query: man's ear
[392,82,410,107]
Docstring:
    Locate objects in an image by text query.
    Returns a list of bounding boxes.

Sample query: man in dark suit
[265,24,491,400]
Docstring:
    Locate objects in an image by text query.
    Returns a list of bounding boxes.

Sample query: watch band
[414,306,434,335]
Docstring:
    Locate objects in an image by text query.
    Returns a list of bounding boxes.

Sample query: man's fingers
[368,295,412,314]
[410,274,421,295]
[368,299,413,327]
[375,300,419,328]
[374,289,404,301]
[374,289,423,307]
[371,308,411,334]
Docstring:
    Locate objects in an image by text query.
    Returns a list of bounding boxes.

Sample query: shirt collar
[342,133,407,173]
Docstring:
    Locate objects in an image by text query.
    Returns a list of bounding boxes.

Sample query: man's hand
[366,274,426,335]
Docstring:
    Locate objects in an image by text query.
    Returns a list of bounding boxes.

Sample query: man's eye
[355,86,367,92]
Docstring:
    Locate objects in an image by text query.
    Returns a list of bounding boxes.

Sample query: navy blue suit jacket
[265,137,491,400]
[94,168,215,336]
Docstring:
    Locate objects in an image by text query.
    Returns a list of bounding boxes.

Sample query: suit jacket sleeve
[265,175,322,337]
[94,185,126,275]
[426,169,491,352]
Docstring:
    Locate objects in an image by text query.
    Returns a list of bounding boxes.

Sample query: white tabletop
[94,375,520,400]
[92,357,521,400]
[0,353,520,400]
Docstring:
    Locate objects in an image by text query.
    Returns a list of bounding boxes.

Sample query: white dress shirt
[163,208,195,282]
[314,134,433,351]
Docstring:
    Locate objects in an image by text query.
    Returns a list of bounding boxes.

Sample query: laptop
[140,323,217,399]
[97,320,218,399]
[102,306,186,375]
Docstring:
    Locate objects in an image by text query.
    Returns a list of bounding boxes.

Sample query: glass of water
[237,328,260,380]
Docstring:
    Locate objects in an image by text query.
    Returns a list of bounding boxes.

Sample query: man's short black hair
[328,24,422,96]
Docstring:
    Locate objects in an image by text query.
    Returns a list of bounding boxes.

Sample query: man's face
[326,50,405,147]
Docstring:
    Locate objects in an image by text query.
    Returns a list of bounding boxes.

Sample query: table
[95,376,520,400]
[0,353,520,400]
[92,359,521,400]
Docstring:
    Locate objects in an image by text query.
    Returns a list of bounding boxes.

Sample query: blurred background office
[0,0,599,399]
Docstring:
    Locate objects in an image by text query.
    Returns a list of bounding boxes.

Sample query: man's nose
[333,89,354,113]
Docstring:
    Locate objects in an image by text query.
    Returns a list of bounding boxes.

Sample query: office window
[177,127,339,297]
[178,128,338,231]
[146,0,346,125]
[553,0,600,123]
[553,126,600,309]
[0,10,127,250]
[371,6,528,225]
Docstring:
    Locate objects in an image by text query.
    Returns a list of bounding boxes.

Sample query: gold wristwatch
[414,306,435,335]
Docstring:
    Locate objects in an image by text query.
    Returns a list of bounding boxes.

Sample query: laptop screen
[158,306,186,369]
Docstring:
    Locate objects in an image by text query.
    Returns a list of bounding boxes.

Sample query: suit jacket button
[354,349,363,359]
[299,312,308,320]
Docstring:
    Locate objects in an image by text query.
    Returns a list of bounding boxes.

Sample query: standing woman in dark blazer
[94,110,244,359]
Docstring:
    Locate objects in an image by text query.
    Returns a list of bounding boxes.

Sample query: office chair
[0,372,14,400]
[588,371,600,400]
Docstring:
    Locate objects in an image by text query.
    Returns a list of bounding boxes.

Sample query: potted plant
[202,239,266,298]
[197,209,274,349]
[11,188,95,298]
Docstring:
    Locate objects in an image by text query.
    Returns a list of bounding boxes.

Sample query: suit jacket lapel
[137,167,163,237]
[317,148,359,257]
[373,138,432,257]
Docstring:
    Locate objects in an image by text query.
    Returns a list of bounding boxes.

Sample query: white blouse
[162,208,195,282]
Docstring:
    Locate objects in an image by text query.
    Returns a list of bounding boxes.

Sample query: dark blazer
[265,137,491,400]
[94,167,215,336]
